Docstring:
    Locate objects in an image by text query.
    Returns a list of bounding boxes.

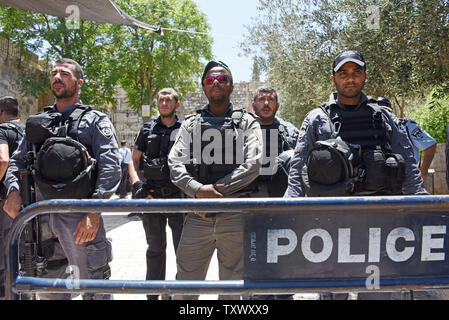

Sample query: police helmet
[305,139,360,185]
[377,97,392,109]
[37,137,92,182]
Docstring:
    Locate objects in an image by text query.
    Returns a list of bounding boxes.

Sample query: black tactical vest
[25,106,98,200]
[303,99,405,196]
[187,109,246,185]
[141,119,180,186]
[0,121,24,197]
[325,101,388,151]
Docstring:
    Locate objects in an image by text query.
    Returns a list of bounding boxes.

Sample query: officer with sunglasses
[168,60,263,300]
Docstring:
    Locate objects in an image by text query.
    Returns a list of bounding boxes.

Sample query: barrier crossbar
[5,196,449,300]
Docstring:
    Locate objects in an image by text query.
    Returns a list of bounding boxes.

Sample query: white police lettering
[265,226,447,264]
[421,226,446,261]
[338,228,365,263]
[386,227,415,262]
[267,229,297,263]
[368,228,381,263]
[301,229,333,263]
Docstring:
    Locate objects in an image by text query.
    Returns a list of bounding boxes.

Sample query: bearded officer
[251,85,299,198]
[128,88,184,300]
[3,58,121,300]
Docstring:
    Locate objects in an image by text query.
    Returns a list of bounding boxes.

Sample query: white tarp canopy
[0,0,161,33]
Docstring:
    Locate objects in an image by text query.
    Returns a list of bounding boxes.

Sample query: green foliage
[242,0,449,127]
[111,0,213,114]
[0,6,118,105]
[412,89,449,143]
[0,0,213,113]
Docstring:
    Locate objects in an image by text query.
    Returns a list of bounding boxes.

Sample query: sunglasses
[203,75,230,86]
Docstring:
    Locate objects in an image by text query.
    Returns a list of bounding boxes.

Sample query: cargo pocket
[86,240,112,275]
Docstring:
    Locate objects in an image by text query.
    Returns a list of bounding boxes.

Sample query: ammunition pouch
[142,156,170,182]
[146,134,162,158]
[25,112,63,145]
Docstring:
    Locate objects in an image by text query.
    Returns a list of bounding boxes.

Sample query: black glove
[132,181,148,199]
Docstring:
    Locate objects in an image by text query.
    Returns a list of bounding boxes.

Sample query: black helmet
[302,138,363,197]
[34,137,97,199]
[377,97,392,109]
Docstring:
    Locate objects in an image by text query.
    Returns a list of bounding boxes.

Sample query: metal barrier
[5,195,449,300]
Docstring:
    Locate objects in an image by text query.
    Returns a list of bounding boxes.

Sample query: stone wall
[178,80,268,119]
[106,86,144,146]
[111,81,268,146]
[424,143,448,195]
[0,37,50,119]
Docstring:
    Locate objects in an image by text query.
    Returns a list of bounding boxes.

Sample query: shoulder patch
[97,120,114,139]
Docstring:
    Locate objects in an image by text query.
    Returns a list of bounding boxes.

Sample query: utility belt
[187,163,258,197]
[144,181,180,198]
[142,156,170,181]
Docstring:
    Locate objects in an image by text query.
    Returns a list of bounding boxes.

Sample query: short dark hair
[253,86,278,103]
[53,58,84,80]
[0,96,19,117]
[157,88,179,103]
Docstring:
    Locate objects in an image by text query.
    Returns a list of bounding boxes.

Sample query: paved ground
[102,194,222,300]
[77,194,319,300]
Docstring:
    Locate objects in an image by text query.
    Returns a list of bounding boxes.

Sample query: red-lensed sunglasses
[203,75,229,86]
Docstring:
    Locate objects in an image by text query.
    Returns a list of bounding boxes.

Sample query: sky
[192,0,260,83]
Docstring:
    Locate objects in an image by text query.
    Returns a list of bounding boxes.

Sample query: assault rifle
[15,147,46,299]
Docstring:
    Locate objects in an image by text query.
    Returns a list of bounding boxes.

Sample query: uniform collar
[201,103,234,116]
[154,115,181,128]
[328,92,368,110]
[260,116,281,129]
[51,102,82,117]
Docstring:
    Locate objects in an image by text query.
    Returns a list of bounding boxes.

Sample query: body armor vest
[259,122,293,184]
[187,109,246,185]
[141,120,177,185]
[326,102,388,151]
[0,121,24,197]
[25,106,97,200]
[303,100,404,196]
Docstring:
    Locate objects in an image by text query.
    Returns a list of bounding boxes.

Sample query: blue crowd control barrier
[4,196,449,300]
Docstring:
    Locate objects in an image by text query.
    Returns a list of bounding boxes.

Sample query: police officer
[118,140,131,198]
[250,87,299,300]
[168,61,263,300]
[128,88,184,300]
[377,97,437,181]
[251,85,299,198]
[3,58,121,300]
[284,50,427,299]
[0,96,24,299]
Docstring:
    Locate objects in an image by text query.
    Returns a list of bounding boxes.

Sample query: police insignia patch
[98,121,113,139]
[411,127,424,139]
